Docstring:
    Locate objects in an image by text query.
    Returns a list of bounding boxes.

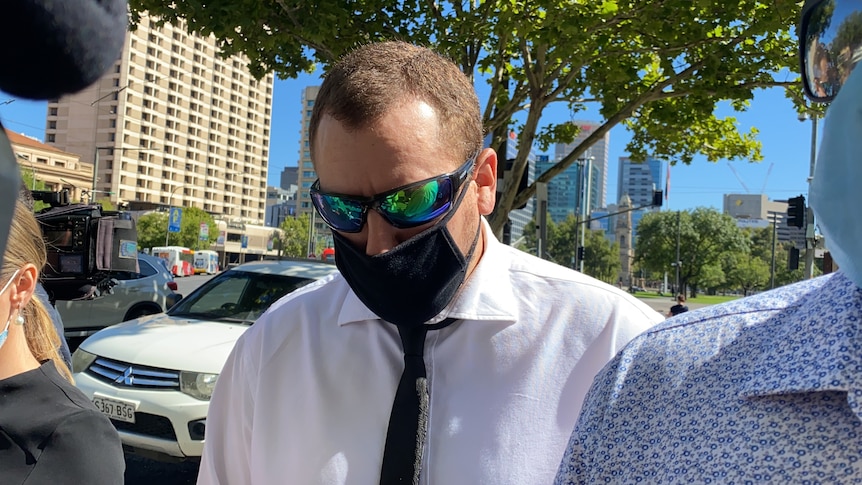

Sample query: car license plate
[93,395,137,424]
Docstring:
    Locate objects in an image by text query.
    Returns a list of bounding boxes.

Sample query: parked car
[56,253,183,339]
[71,259,339,461]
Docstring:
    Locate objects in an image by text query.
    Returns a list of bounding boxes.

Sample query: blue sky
[1,73,817,214]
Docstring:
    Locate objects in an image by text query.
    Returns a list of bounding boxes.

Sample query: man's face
[312,98,497,267]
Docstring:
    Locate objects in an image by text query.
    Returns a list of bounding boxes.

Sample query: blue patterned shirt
[556,272,862,484]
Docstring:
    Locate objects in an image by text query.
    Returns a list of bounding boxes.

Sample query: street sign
[168,207,182,233]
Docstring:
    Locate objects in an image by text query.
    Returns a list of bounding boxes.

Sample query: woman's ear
[473,148,498,216]
[10,264,38,310]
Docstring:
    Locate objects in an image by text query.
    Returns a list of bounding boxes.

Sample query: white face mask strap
[0,268,21,297]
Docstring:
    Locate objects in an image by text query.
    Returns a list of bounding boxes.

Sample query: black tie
[379,318,458,485]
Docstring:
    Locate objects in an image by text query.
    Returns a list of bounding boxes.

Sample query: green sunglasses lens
[318,193,364,230]
[380,178,453,226]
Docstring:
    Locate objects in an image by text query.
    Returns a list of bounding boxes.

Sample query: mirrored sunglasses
[310,156,476,233]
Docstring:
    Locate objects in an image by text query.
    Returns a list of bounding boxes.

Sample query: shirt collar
[738,272,862,406]
[336,218,519,326]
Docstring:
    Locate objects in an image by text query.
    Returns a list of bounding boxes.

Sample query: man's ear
[474,148,498,216]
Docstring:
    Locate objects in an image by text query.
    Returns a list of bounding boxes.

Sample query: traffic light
[787,195,806,228]
[577,246,585,261]
[652,190,663,207]
[788,247,800,270]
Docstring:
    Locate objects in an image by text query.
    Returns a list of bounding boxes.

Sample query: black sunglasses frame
[310,155,477,233]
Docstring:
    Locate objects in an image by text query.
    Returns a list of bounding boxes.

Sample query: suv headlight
[180,372,219,401]
[71,349,97,374]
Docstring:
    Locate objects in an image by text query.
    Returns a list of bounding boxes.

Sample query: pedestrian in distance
[555,0,862,482]
[667,293,688,317]
[0,200,125,484]
[198,41,662,485]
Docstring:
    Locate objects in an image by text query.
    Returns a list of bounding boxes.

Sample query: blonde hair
[2,200,72,382]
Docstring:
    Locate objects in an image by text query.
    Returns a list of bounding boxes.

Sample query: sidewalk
[635,296,710,316]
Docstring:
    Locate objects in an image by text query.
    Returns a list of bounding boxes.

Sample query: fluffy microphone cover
[0,0,128,100]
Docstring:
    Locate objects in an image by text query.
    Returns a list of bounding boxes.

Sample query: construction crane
[759,162,774,194]
[727,161,775,195]
[727,162,750,193]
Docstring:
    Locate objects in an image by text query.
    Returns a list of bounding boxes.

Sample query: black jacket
[0,361,124,484]
[669,303,689,316]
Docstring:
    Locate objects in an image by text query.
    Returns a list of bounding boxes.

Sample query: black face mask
[333,189,480,328]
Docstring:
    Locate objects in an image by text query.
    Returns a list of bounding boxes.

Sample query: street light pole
[770,211,777,289]
[802,113,818,279]
[578,158,593,273]
[675,210,681,294]
[165,185,185,246]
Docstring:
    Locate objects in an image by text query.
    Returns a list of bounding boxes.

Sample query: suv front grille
[87,357,180,390]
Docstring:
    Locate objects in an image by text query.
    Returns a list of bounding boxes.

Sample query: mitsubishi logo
[114,366,135,386]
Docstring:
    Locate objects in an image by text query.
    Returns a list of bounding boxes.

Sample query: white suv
[71,259,339,461]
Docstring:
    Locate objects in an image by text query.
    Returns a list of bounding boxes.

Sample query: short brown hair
[309,41,483,164]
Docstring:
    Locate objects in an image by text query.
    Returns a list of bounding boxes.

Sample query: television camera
[32,189,139,302]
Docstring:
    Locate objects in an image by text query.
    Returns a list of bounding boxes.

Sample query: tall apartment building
[617,156,664,208]
[616,156,665,247]
[293,86,332,252]
[280,166,299,191]
[554,121,610,209]
[45,14,274,224]
[536,154,601,224]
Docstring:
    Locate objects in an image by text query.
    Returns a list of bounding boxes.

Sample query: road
[173,273,214,298]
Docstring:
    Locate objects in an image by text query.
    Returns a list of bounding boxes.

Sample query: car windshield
[167,270,315,324]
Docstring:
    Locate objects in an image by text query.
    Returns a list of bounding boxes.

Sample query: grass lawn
[688,294,739,305]
[631,292,740,305]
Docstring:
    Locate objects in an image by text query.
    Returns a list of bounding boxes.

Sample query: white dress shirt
[198,220,661,485]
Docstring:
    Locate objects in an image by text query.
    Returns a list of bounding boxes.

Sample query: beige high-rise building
[44,14,274,224]
[297,86,318,219]
[296,86,331,254]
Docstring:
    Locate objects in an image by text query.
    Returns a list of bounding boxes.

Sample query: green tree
[172,207,217,250]
[520,213,619,281]
[136,212,168,251]
[726,252,770,296]
[20,167,49,211]
[96,197,116,212]
[20,167,46,193]
[583,229,620,284]
[138,208,217,250]
[745,225,815,288]
[130,0,801,237]
[635,208,746,297]
[279,213,311,258]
